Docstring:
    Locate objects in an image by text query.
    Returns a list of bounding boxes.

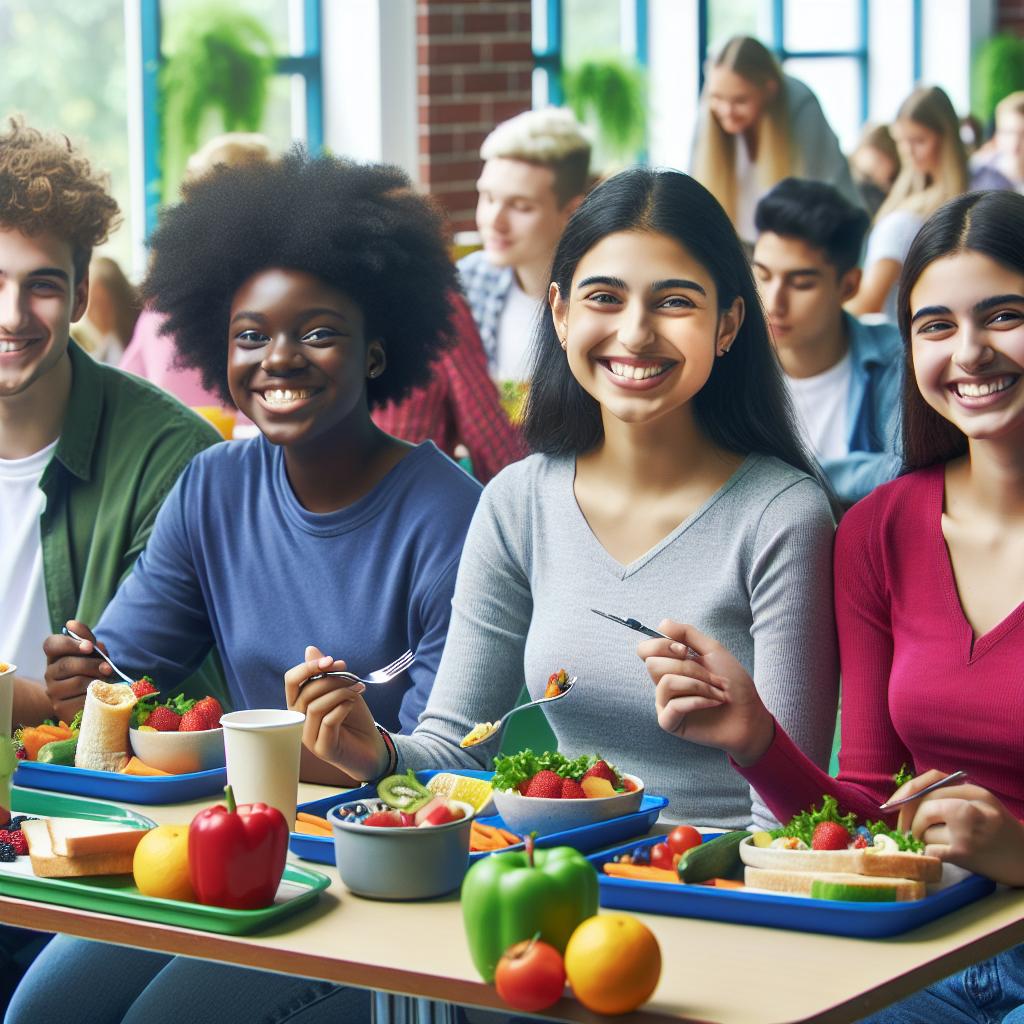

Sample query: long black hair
[897,190,1024,471]
[523,167,821,483]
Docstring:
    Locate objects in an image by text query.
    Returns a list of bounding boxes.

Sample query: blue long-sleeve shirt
[95,437,481,734]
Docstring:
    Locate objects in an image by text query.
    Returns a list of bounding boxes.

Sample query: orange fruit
[564,913,661,1015]
[133,824,194,901]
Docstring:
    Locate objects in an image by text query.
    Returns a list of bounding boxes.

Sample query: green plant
[159,2,276,199]
[972,33,1024,128]
[563,56,646,165]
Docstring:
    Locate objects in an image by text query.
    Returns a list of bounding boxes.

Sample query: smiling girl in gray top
[288,167,840,831]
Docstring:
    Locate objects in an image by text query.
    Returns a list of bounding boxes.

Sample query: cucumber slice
[810,880,898,902]
[678,830,751,883]
[377,770,433,811]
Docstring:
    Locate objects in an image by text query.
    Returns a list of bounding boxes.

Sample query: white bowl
[327,798,475,900]
[129,726,226,774]
[491,773,644,835]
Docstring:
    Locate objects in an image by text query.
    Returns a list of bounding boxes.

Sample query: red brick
[422,11,455,35]
[487,40,533,63]
[424,100,492,125]
[492,100,531,123]
[426,40,483,65]
[463,10,510,34]
[422,69,459,96]
[462,70,509,94]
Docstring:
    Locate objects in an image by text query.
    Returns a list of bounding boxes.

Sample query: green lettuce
[491,749,619,791]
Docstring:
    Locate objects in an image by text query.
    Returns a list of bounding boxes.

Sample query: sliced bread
[22,819,139,878]
[46,817,149,858]
[745,865,927,901]
[740,840,941,882]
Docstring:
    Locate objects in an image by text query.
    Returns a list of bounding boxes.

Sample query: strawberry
[811,821,851,851]
[145,706,182,732]
[130,677,159,699]
[560,778,586,799]
[0,830,28,856]
[582,760,620,787]
[179,696,223,732]
[521,770,564,799]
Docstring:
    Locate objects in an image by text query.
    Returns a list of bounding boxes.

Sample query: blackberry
[0,842,16,863]
[631,845,651,865]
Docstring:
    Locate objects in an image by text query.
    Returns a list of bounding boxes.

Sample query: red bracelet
[374,723,398,780]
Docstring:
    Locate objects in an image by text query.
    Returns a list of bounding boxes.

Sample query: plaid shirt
[456,249,515,373]
[372,293,527,483]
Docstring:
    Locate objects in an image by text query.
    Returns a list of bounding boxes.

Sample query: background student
[689,35,862,245]
[641,189,1024,1023]
[752,178,903,506]
[286,167,840,834]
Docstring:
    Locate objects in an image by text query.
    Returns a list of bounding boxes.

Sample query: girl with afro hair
[21,150,483,1024]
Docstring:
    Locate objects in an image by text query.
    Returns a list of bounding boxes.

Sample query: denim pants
[4,935,371,1024]
[859,946,1024,1024]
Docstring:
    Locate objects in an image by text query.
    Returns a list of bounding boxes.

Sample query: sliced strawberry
[130,677,159,699]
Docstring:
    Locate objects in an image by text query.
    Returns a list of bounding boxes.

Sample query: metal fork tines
[61,625,134,684]
[306,649,415,687]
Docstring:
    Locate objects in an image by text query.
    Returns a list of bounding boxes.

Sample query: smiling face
[549,230,742,428]
[0,227,87,400]
[706,67,776,136]
[227,268,383,449]
[910,250,1024,446]
[891,118,942,177]
[475,158,574,273]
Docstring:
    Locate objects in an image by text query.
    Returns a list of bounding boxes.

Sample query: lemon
[427,773,494,813]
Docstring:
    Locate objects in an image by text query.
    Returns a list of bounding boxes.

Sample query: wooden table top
[1,782,1022,1024]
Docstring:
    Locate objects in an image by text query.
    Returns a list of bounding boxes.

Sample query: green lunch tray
[0,790,331,935]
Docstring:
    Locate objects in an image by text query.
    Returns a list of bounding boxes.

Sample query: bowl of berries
[128,684,226,775]
[490,750,644,836]
[327,771,476,900]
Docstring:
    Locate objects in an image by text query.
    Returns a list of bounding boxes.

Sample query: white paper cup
[220,709,305,829]
[0,663,15,739]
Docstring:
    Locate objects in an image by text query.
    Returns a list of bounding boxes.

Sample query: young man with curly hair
[0,117,221,727]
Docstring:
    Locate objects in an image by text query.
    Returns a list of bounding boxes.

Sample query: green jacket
[39,341,226,701]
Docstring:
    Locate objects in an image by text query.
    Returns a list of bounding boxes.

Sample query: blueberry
[632,846,651,865]
[856,826,873,846]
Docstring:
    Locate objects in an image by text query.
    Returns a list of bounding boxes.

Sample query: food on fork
[543,668,573,699]
[460,668,574,748]
[74,681,137,772]
[460,721,499,748]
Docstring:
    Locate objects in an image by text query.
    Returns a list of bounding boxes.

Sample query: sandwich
[22,817,148,878]
[74,680,137,772]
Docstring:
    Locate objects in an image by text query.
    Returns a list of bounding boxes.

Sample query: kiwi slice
[810,880,898,902]
[377,770,433,811]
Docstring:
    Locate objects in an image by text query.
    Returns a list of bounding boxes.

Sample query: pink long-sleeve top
[738,464,1024,824]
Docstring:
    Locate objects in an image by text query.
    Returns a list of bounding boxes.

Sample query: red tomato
[649,841,674,870]
[667,826,702,857]
[495,937,566,1012]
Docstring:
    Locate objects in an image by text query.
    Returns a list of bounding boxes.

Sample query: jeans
[4,935,370,1024]
[859,946,1024,1024]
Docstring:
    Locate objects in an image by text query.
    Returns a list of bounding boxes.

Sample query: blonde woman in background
[74,256,141,364]
[849,86,973,322]
[849,123,901,218]
[690,35,861,244]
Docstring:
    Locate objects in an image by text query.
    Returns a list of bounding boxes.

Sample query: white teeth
[956,377,1016,398]
[262,388,313,405]
[0,339,32,353]
[608,361,669,381]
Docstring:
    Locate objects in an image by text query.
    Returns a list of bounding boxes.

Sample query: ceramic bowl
[128,726,226,774]
[327,798,475,900]
[491,774,645,835]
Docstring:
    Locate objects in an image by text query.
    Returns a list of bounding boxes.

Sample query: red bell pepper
[188,785,289,910]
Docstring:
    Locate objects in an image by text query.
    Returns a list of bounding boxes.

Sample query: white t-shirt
[863,210,925,323]
[784,353,852,462]
[494,279,542,384]
[0,440,58,681]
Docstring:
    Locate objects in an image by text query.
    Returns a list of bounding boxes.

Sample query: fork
[878,770,969,811]
[303,649,415,687]
[460,676,578,747]
[61,625,134,685]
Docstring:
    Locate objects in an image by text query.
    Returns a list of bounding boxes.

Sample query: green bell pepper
[461,838,598,982]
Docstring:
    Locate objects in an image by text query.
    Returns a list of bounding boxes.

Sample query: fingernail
[352,683,365,694]
[318,656,332,668]
[670,642,687,655]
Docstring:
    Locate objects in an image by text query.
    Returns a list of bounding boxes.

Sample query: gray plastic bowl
[327,799,474,900]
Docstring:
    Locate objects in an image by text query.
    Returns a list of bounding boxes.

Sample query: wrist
[731,713,776,768]
[372,724,397,782]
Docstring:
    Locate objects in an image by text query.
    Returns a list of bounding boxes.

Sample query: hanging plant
[563,57,647,166]
[971,33,1024,129]
[159,2,276,199]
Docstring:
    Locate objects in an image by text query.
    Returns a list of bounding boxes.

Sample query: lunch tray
[14,761,228,804]
[589,834,997,939]
[0,790,330,935]
[289,768,669,864]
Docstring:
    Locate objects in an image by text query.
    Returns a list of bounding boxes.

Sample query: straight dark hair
[523,167,823,486]
[897,190,1024,471]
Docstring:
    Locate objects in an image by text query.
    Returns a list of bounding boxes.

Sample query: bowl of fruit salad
[327,771,476,900]
[127,687,226,775]
[490,750,643,836]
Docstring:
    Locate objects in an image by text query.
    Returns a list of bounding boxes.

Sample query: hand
[888,771,1024,887]
[42,620,112,721]
[284,646,390,782]
[638,621,775,766]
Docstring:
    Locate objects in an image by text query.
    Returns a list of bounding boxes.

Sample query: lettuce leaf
[771,794,925,853]
[491,749,617,791]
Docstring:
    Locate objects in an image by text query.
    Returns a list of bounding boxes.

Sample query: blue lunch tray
[589,834,996,938]
[289,768,668,864]
[13,761,228,805]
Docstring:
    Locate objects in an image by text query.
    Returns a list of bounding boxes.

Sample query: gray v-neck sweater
[395,452,839,830]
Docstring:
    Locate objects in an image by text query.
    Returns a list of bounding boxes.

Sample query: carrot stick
[295,820,333,836]
[296,812,332,831]
[495,827,522,845]
[602,863,680,883]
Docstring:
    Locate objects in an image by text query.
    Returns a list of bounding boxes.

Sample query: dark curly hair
[143,149,458,407]
[0,116,120,281]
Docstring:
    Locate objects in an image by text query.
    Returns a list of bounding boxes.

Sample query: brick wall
[417,0,534,233]
[996,0,1024,32]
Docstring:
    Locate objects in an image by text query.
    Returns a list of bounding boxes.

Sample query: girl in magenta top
[639,190,1024,1023]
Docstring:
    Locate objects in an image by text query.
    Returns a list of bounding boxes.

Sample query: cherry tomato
[495,937,566,1012]
[649,841,674,870]
[667,825,702,857]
